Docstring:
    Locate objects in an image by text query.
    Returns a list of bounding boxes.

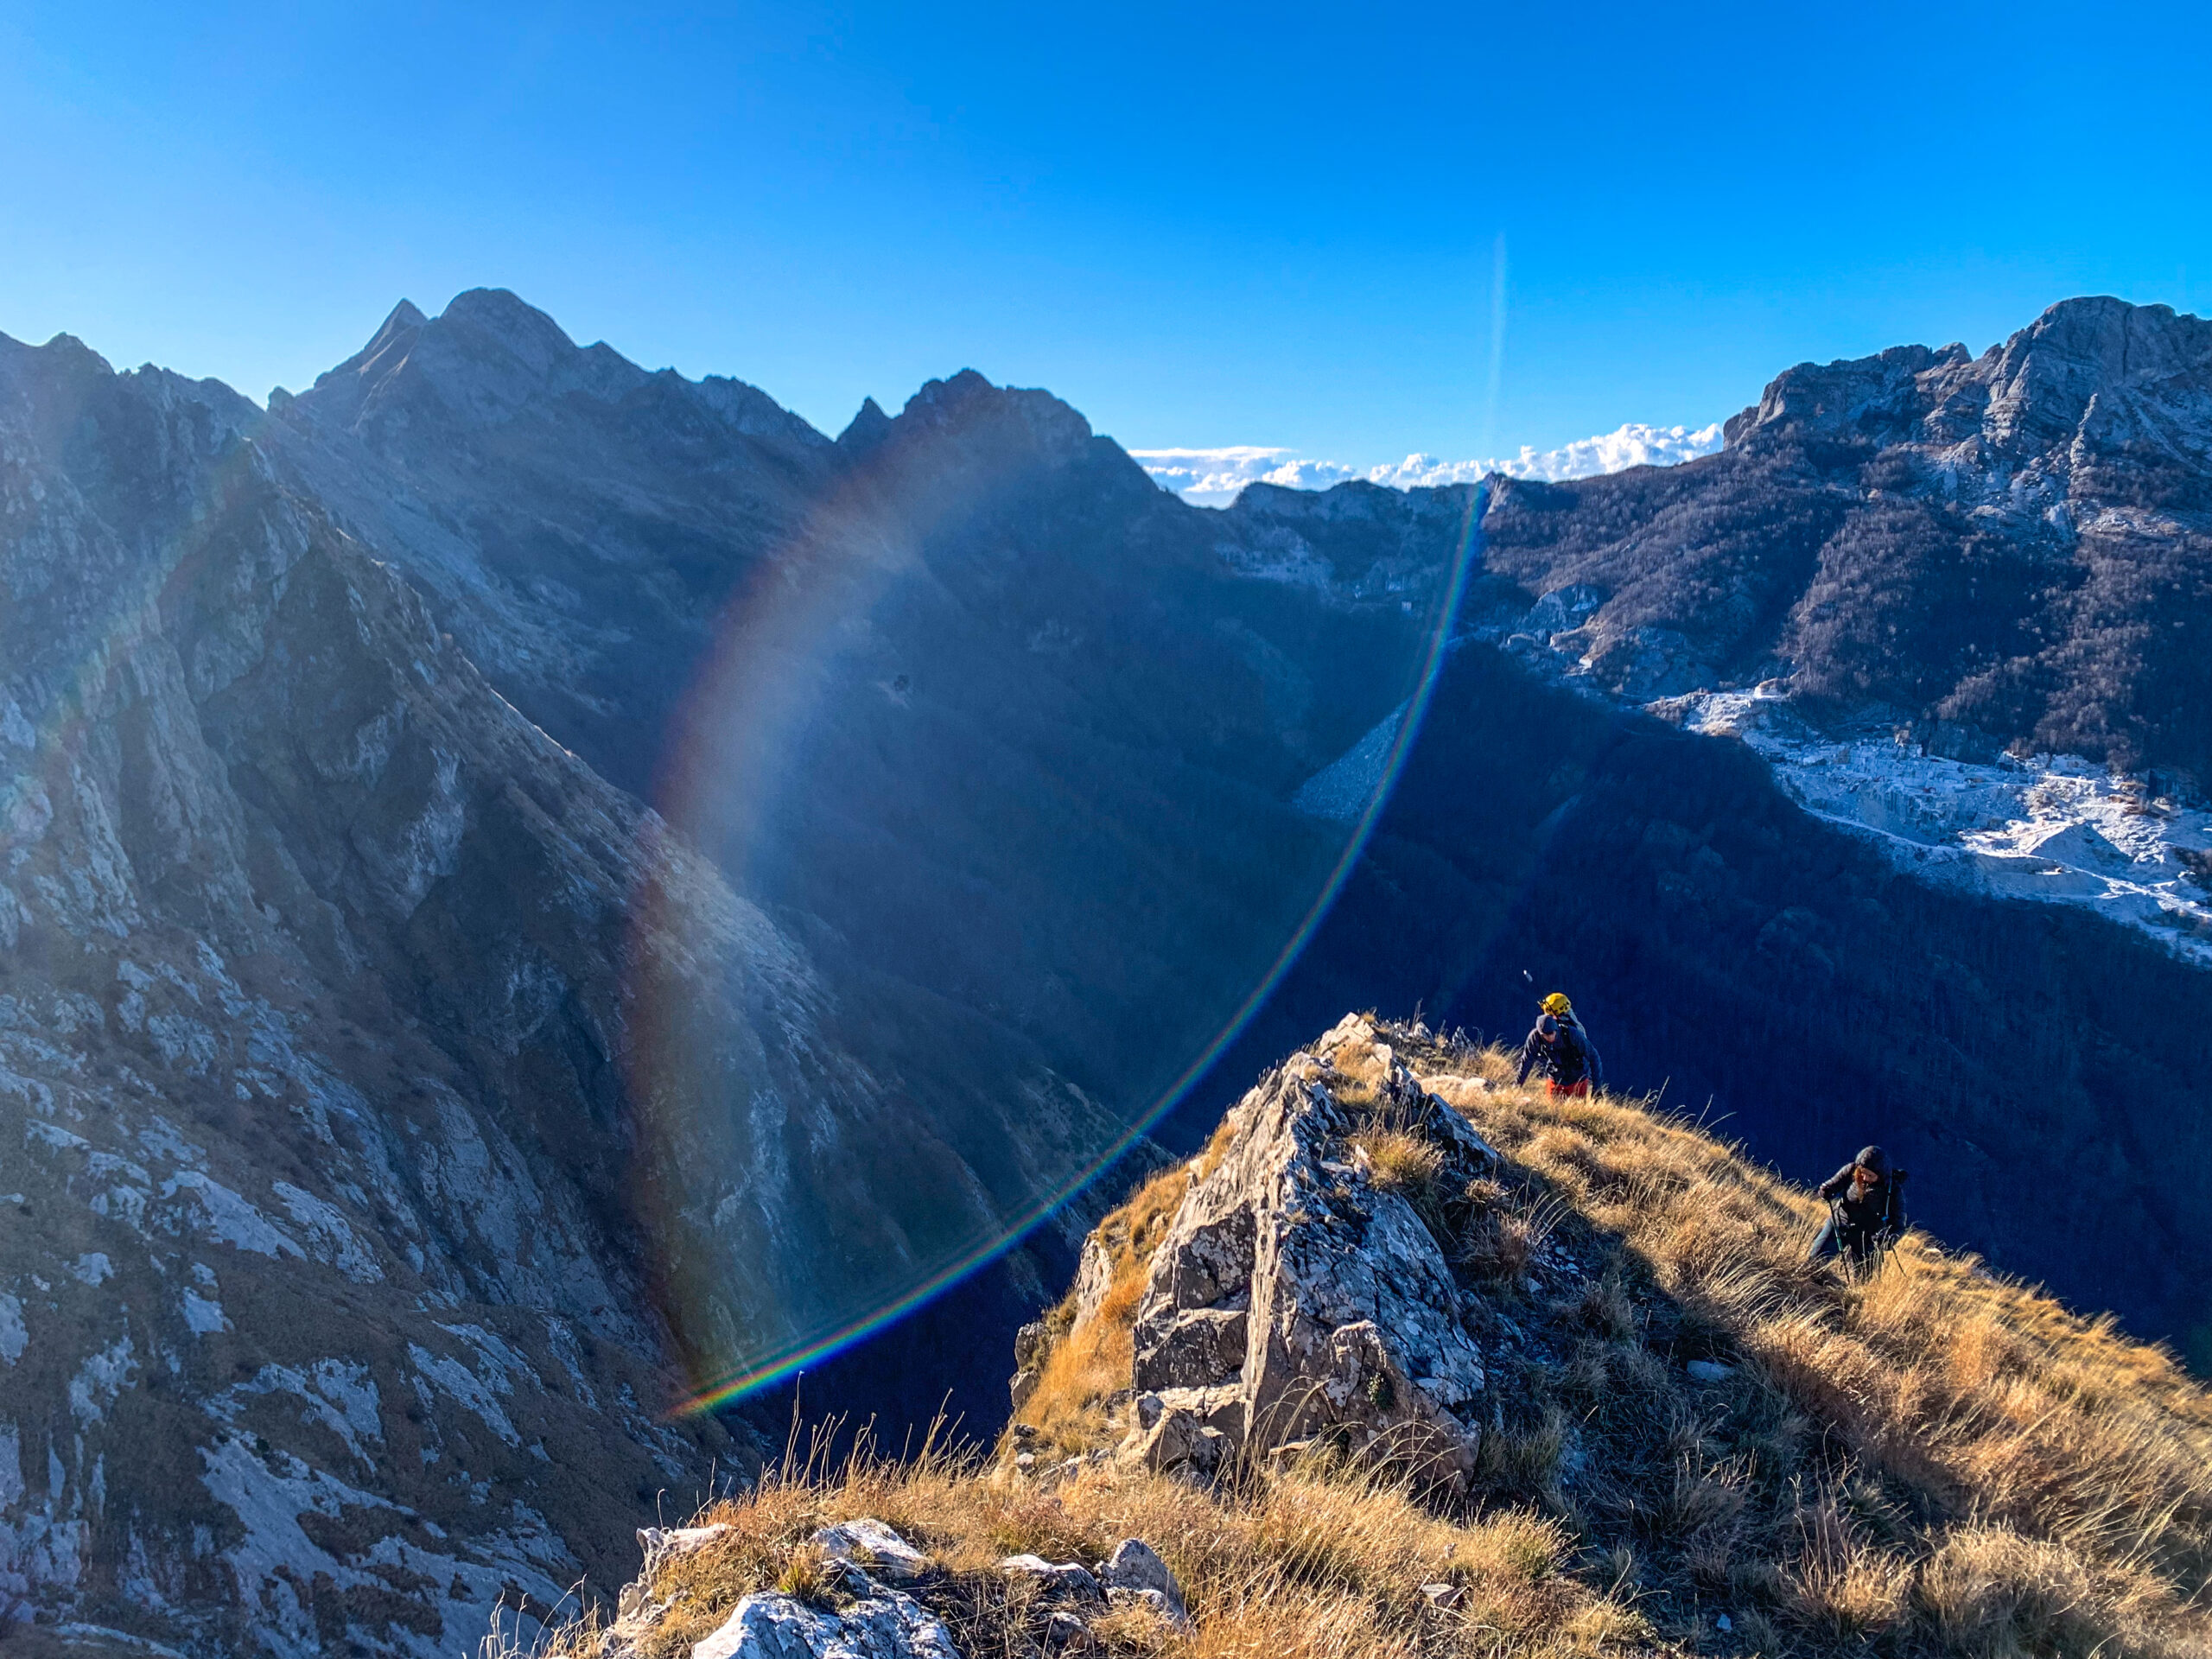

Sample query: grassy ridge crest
[554,1016,2212,1658]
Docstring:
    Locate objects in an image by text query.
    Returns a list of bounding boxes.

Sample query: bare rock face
[687,1584,961,1659]
[1120,1015,1496,1487]
[0,330,899,1653]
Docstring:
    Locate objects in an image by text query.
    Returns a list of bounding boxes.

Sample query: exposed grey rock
[1013,1319,1049,1370]
[1100,1538,1185,1622]
[1118,1016,1494,1489]
[997,1554,1103,1599]
[815,1518,931,1584]
[1126,1387,1239,1481]
[639,1522,736,1577]
[1131,1306,1247,1390]
[1041,1608,1096,1652]
[690,1585,962,1659]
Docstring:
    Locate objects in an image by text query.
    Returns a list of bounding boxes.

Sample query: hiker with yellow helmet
[1515,990,1605,1096]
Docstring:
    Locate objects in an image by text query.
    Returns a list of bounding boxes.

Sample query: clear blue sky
[3,1,2207,467]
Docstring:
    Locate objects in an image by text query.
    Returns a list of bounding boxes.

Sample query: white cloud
[1128,422,1726,507]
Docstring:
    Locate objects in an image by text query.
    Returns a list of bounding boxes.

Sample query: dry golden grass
[532,1426,1623,1659]
[1348,1127,1446,1199]
[1414,1025,2212,1656]
[1016,1162,1190,1456]
[568,1018,2212,1659]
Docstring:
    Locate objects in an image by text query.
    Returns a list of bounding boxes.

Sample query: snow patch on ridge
[1657,687,2212,965]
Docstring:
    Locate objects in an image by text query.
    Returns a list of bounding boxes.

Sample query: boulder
[812,1517,931,1583]
[1101,1539,1186,1623]
[1122,1383,1246,1479]
[690,1585,961,1659]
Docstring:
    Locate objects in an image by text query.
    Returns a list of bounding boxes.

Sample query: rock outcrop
[599,1517,1191,1658]
[1085,1016,1497,1486]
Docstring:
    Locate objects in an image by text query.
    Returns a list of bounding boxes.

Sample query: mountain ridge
[4,289,2212,1655]
[580,1013,2212,1659]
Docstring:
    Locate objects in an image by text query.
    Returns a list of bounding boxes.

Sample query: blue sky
[3,1,2207,474]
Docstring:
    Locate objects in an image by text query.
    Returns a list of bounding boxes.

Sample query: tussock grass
[1421,1023,2212,1656]
[531,1427,1617,1659]
[1348,1128,1446,1200]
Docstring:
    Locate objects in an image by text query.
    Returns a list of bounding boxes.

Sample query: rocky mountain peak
[289,286,647,440]
[1722,295,2212,469]
[1981,295,2212,456]
[836,394,894,457]
[1720,340,1971,448]
[893,368,1097,467]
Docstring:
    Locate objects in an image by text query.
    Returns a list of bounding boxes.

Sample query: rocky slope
[0,332,858,1651]
[1445,297,2212,962]
[575,1014,2212,1659]
[1477,297,2212,771]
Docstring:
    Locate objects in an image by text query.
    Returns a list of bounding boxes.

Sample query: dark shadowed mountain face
[1166,642,2212,1370]
[3,287,2211,1653]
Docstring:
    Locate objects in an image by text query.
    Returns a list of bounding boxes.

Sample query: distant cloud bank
[1130,422,1726,506]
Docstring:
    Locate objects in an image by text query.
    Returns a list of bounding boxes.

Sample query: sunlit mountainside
[1,289,2209,1653]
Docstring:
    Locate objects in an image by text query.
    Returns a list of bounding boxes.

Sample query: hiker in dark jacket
[1810,1144,1908,1270]
[1516,1014,1596,1096]
[1539,992,1604,1087]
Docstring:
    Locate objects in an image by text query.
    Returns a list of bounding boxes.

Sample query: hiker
[1516,1012,1598,1097]
[1810,1145,1908,1271]
[1538,992,1604,1087]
